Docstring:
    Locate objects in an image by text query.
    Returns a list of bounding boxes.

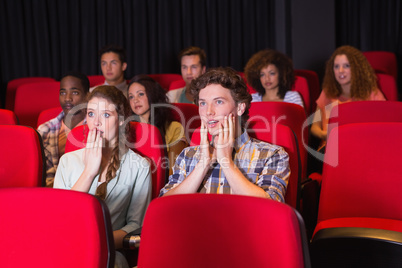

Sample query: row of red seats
[2,100,402,267]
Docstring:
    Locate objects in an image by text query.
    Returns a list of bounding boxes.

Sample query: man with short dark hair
[166,46,207,103]
[160,67,290,201]
[90,44,128,94]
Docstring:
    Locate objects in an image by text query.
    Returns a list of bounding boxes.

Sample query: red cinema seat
[0,187,115,268]
[311,122,402,267]
[138,194,311,268]
[6,77,56,110]
[0,125,44,187]
[148,73,183,91]
[248,101,308,180]
[168,79,186,91]
[295,69,321,113]
[169,103,200,141]
[293,76,311,115]
[327,100,402,136]
[14,81,61,128]
[363,50,398,82]
[0,109,18,125]
[87,75,105,87]
[37,107,63,128]
[376,73,399,101]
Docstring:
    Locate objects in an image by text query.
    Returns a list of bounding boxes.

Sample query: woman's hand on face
[215,114,235,167]
[83,128,103,177]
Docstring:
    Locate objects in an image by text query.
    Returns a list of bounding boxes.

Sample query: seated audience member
[37,71,89,187]
[54,85,152,268]
[311,45,386,145]
[90,44,128,95]
[160,67,290,201]
[166,46,206,104]
[128,74,188,175]
[244,49,304,108]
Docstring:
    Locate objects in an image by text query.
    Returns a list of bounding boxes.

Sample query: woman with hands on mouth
[310,45,385,144]
[54,85,152,268]
[127,74,188,176]
[159,67,290,202]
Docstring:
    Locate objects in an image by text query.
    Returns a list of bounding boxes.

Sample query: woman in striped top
[244,49,304,108]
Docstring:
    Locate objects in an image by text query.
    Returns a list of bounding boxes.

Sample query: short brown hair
[191,67,252,128]
[178,46,207,67]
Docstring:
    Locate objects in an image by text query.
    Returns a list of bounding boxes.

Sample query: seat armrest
[123,227,142,249]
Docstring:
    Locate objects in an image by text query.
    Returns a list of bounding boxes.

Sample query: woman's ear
[237,102,246,116]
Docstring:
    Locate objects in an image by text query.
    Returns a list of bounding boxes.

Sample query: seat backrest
[293,76,311,115]
[248,101,308,179]
[0,109,18,125]
[376,73,399,101]
[189,122,300,209]
[138,194,310,268]
[169,103,200,141]
[247,120,301,209]
[327,101,402,136]
[6,77,56,110]
[14,81,61,128]
[129,122,167,199]
[294,69,321,113]
[0,187,115,268]
[318,122,402,223]
[168,79,185,91]
[65,123,167,200]
[363,51,398,82]
[37,107,63,127]
[87,75,105,87]
[148,73,183,91]
[0,125,44,187]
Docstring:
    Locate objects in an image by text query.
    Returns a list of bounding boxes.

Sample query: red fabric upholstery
[377,73,399,101]
[138,194,310,268]
[0,187,114,267]
[363,51,398,81]
[129,122,167,199]
[87,75,105,87]
[14,81,60,128]
[37,107,63,127]
[148,73,182,91]
[248,101,308,179]
[0,109,18,125]
[6,77,56,110]
[317,122,402,223]
[168,79,185,91]
[0,125,44,187]
[293,76,311,115]
[327,101,402,136]
[190,122,300,209]
[65,123,167,200]
[169,103,200,141]
[295,69,321,113]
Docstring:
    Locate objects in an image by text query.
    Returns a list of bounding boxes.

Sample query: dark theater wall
[0,0,401,107]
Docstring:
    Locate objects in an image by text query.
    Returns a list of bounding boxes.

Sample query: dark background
[1,0,401,107]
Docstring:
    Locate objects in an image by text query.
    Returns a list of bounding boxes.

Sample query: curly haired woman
[244,49,304,108]
[311,45,385,143]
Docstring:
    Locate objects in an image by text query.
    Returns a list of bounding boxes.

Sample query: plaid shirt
[159,131,290,202]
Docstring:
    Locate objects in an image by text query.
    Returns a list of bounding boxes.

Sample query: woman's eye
[217,100,223,104]
[88,112,94,117]
[199,101,205,106]
[139,92,145,97]
[104,113,110,118]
